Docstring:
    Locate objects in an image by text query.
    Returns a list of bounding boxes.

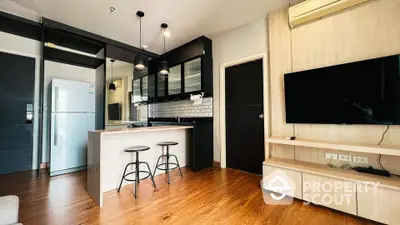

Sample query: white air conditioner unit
[288,0,370,28]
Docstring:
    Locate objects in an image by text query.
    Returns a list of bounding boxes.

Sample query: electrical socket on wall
[338,154,352,162]
[325,153,338,160]
[353,156,368,164]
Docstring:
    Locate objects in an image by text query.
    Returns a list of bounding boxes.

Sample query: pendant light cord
[111,60,113,81]
[163,28,166,59]
[139,16,142,54]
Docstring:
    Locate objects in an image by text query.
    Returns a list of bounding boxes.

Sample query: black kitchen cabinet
[191,119,213,171]
[145,36,213,102]
[148,117,213,171]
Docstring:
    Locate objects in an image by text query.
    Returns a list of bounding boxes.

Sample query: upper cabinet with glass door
[157,75,166,97]
[132,78,141,103]
[148,74,156,100]
[168,65,182,95]
[184,58,202,93]
[141,76,148,101]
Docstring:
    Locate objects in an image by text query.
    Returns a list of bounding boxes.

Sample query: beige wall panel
[268,0,400,174]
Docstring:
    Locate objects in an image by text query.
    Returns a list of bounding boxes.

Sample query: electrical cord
[378,125,390,145]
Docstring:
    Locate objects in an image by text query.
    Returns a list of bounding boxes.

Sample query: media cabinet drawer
[358,184,400,225]
[263,165,302,199]
[302,173,357,215]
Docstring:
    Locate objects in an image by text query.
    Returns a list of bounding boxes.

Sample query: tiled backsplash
[138,97,213,121]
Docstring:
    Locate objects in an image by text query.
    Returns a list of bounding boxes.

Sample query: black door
[0,52,35,174]
[225,59,264,174]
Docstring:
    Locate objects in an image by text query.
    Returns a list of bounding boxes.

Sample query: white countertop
[91,125,193,134]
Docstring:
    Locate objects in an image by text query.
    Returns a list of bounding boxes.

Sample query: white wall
[212,18,268,162]
[0,31,41,169]
[42,61,96,162]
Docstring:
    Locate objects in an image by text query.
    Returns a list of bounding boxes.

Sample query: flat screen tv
[108,103,121,121]
[284,54,400,125]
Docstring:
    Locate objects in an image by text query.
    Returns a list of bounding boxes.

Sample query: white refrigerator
[50,79,95,176]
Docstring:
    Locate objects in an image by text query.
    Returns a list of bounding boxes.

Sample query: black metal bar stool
[153,141,183,184]
[117,146,156,198]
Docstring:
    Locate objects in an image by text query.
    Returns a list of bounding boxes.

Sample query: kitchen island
[87,126,193,207]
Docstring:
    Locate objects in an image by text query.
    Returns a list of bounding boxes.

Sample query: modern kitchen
[39,12,214,207]
[86,34,214,206]
[5,0,399,224]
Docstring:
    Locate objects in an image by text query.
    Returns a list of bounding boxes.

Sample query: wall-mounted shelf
[264,158,400,190]
[266,136,400,157]
[44,46,104,69]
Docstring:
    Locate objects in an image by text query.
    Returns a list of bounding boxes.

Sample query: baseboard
[50,166,87,177]
[40,162,49,169]
[213,161,221,168]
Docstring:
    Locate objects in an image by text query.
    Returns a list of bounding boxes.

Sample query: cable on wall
[378,124,390,145]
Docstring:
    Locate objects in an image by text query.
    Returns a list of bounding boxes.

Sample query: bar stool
[117,146,156,198]
[153,141,183,184]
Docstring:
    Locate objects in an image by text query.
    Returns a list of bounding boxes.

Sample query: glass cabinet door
[148,74,156,99]
[184,57,201,93]
[133,78,141,103]
[141,76,148,101]
[168,65,182,95]
[157,75,166,97]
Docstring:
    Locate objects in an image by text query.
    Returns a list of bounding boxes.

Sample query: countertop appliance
[49,79,95,176]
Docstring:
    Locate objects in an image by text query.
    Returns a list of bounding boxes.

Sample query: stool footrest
[122,170,152,182]
[155,162,180,171]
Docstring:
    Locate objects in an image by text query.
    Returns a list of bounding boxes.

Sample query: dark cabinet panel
[191,119,213,171]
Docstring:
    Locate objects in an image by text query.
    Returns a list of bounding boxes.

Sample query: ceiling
[6,0,290,54]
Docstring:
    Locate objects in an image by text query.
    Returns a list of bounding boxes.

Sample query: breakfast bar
[87,126,193,207]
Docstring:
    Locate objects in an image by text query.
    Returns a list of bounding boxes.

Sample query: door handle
[54,87,59,111]
[54,116,57,146]
[259,114,264,119]
[26,103,33,124]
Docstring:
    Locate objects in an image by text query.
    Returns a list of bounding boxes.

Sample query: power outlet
[325,153,338,160]
[353,156,368,164]
[338,154,352,162]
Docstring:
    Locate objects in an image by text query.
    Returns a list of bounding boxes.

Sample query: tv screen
[108,103,121,121]
[284,54,400,125]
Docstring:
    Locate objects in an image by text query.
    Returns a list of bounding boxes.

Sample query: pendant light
[109,59,116,92]
[134,11,146,70]
[158,23,169,77]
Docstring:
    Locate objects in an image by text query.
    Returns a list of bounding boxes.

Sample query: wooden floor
[0,167,378,225]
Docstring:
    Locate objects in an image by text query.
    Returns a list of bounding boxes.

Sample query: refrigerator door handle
[54,115,57,146]
[54,87,59,112]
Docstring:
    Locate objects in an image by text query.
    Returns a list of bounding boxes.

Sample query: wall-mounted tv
[108,103,121,121]
[284,54,400,125]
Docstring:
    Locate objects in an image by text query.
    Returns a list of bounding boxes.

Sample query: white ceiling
[6,0,289,54]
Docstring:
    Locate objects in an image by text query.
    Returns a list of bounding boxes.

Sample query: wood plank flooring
[0,167,378,225]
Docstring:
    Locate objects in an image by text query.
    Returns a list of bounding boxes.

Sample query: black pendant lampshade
[109,59,116,92]
[134,11,146,70]
[158,23,169,76]
[134,54,145,70]
[159,60,169,75]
